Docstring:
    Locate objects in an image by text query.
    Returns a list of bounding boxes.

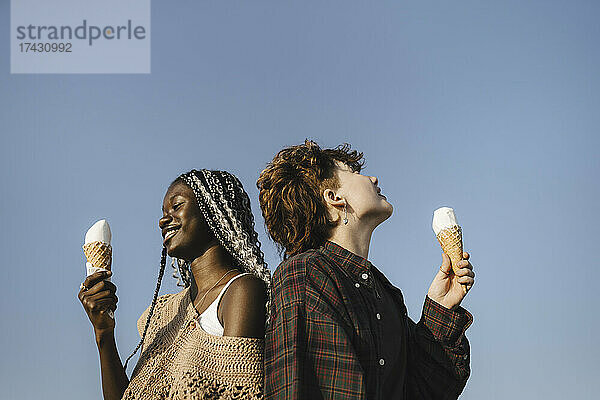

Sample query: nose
[159,214,172,230]
[370,176,378,186]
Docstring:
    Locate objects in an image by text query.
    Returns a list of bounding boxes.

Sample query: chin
[381,208,393,222]
[379,205,393,225]
[165,240,186,260]
[165,244,180,259]
[368,204,393,227]
[382,198,393,216]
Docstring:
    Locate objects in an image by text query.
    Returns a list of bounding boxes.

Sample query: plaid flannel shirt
[265,240,473,400]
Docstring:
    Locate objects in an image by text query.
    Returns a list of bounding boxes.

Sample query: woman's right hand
[78,270,118,334]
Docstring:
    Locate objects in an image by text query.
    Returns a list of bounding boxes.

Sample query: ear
[323,188,346,209]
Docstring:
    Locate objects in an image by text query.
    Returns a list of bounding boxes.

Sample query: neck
[188,241,234,298]
[327,222,374,259]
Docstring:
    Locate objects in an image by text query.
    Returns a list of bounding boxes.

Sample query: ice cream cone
[432,208,470,294]
[83,219,114,318]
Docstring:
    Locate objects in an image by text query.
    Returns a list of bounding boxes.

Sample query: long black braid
[123,246,167,371]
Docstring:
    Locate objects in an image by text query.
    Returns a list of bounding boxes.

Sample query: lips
[162,225,180,244]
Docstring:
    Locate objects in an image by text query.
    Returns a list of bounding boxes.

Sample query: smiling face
[159,181,215,260]
[331,161,393,227]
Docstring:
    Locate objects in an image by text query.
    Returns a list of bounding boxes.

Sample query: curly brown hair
[257,140,364,258]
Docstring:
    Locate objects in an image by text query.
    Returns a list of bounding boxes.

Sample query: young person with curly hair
[79,169,271,400]
[257,141,475,399]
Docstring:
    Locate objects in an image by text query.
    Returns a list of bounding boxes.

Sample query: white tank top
[197,272,251,336]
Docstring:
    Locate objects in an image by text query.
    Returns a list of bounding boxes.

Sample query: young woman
[257,141,475,399]
[78,169,270,400]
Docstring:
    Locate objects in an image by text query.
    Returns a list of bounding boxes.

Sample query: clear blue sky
[1,1,598,399]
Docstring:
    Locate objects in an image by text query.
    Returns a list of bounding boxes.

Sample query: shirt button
[379,358,385,366]
[376,313,381,320]
[355,283,360,288]
[361,273,368,280]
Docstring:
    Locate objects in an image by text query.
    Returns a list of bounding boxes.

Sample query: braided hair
[123,246,167,370]
[124,169,271,373]
[175,170,270,292]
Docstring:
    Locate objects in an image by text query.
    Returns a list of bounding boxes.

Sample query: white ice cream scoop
[85,219,111,245]
[432,207,458,235]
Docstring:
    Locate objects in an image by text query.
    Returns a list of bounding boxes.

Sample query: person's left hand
[427,251,475,310]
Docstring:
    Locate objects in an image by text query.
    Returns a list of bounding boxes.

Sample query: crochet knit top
[121,287,264,399]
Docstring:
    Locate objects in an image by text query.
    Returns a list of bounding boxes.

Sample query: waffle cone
[436,225,463,275]
[83,241,112,271]
[436,225,471,293]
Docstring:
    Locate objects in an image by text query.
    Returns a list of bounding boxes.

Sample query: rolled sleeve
[421,296,473,346]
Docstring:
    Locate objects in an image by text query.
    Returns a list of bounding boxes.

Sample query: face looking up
[326,161,393,228]
[158,181,215,260]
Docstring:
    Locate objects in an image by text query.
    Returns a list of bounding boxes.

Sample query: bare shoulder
[219,274,267,338]
[224,274,267,302]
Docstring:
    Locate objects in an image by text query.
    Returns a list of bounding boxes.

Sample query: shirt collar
[320,240,372,278]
